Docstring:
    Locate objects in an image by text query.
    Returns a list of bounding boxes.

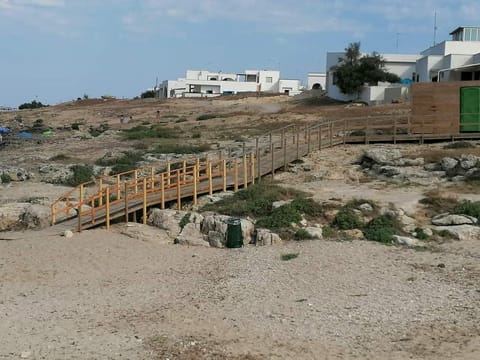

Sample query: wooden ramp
[51,116,480,231]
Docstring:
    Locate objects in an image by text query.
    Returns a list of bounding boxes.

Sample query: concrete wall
[307,73,326,90]
[279,79,302,96]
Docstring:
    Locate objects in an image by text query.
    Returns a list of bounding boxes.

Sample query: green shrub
[49,154,70,161]
[192,132,201,139]
[451,200,480,219]
[290,198,324,217]
[333,208,363,230]
[123,125,179,140]
[93,194,118,207]
[179,213,190,229]
[443,141,475,149]
[71,123,81,130]
[175,117,188,123]
[256,204,302,230]
[363,215,396,243]
[280,253,299,261]
[67,164,94,186]
[294,229,318,240]
[196,114,227,121]
[322,225,336,238]
[89,123,109,137]
[19,100,48,110]
[163,114,179,119]
[1,173,12,184]
[414,227,430,240]
[95,151,143,174]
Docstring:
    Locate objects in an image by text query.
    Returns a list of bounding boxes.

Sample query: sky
[1,0,479,107]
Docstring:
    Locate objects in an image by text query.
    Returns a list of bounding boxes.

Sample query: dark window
[475,71,480,80]
[461,72,473,81]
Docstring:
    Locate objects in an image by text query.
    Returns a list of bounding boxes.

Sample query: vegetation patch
[443,141,475,149]
[67,164,94,186]
[153,143,210,154]
[280,253,299,261]
[414,227,430,240]
[294,229,318,240]
[123,125,179,140]
[179,213,191,229]
[89,123,109,137]
[363,215,396,243]
[196,114,228,121]
[419,189,459,216]
[1,173,12,184]
[49,154,70,161]
[95,151,143,174]
[333,207,363,230]
[451,200,480,219]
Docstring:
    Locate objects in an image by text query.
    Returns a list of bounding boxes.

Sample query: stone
[440,157,458,172]
[207,230,225,248]
[39,163,74,184]
[256,228,282,246]
[394,158,425,167]
[431,213,477,226]
[459,154,479,170]
[465,168,480,181]
[424,163,441,171]
[272,200,293,209]
[20,351,32,359]
[0,203,51,231]
[344,229,364,239]
[147,209,184,238]
[0,166,33,181]
[63,230,74,238]
[393,235,424,247]
[304,226,323,239]
[361,148,402,166]
[175,223,209,247]
[118,223,171,244]
[358,203,374,213]
[433,225,480,241]
[398,214,416,232]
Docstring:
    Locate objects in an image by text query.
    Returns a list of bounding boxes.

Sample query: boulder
[465,168,480,181]
[393,235,424,247]
[118,223,172,244]
[175,223,209,247]
[0,203,50,231]
[431,213,477,226]
[440,157,458,172]
[304,226,323,239]
[459,154,479,170]
[207,230,225,248]
[378,166,401,177]
[255,228,282,246]
[394,158,425,167]
[39,164,73,184]
[344,229,364,239]
[0,166,33,181]
[202,215,254,246]
[433,225,480,241]
[398,214,416,232]
[147,209,201,238]
[358,203,374,213]
[361,148,402,166]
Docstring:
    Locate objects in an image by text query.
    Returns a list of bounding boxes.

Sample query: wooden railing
[51,112,480,231]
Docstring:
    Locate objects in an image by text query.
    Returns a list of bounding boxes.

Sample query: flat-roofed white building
[307,72,326,90]
[158,69,302,98]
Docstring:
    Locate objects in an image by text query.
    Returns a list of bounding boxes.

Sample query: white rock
[63,230,74,238]
[256,228,282,246]
[431,213,477,226]
[304,226,323,239]
[440,157,459,171]
[393,235,424,247]
[433,225,480,241]
[358,203,373,213]
[175,223,209,247]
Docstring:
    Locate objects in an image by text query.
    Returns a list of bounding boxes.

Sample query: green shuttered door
[460,87,480,132]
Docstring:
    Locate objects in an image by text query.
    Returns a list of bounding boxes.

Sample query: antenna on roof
[433,10,438,46]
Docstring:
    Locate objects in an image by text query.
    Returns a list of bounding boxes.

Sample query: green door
[460,87,480,132]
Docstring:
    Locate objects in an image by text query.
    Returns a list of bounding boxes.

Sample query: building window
[266,77,273,83]
[332,72,338,85]
[461,72,473,81]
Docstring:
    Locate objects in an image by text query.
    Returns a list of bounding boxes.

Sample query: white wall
[307,73,326,90]
[279,79,302,96]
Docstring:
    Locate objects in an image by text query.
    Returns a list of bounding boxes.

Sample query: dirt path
[1,226,479,359]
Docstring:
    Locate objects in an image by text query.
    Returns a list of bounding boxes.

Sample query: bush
[49,154,70,161]
[294,229,317,240]
[153,143,210,154]
[192,132,201,139]
[443,141,475,149]
[414,227,429,240]
[196,114,227,121]
[451,200,480,219]
[89,123,109,137]
[363,215,396,243]
[290,198,324,217]
[71,123,81,130]
[322,225,336,238]
[256,204,302,230]
[19,100,48,110]
[123,125,179,140]
[280,253,299,261]
[140,90,156,99]
[175,117,188,123]
[67,164,94,186]
[179,213,190,229]
[333,208,363,230]
[1,173,12,184]
[95,151,143,174]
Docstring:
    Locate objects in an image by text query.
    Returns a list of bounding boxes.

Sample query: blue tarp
[0,127,9,134]
[17,132,33,138]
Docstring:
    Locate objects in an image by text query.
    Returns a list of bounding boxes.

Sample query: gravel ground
[1,226,479,359]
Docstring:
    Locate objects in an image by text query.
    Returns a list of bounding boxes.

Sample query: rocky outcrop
[393,235,424,247]
[0,166,33,182]
[0,203,50,231]
[175,222,209,247]
[431,213,477,226]
[433,225,480,241]
[255,228,282,246]
[39,164,74,184]
[304,226,323,239]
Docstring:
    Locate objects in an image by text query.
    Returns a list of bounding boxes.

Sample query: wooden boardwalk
[51,115,480,232]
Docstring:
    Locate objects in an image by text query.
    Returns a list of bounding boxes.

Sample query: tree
[332,42,401,97]
[18,100,49,110]
[140,90,156,99]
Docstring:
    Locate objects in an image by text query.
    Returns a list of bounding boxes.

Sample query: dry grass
[419,188,460,217]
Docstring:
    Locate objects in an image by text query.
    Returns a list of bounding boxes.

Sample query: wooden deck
[51,115,480,232]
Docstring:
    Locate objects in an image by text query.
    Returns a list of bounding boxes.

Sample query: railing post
[160,173,165,210]
[234,159,239,192]
[98,178,103,206]
[151,167,155,189]
[250,152,255,185]
[281,128,285,149]
[51,204,56,226]
[307,129,311,154]
[193,164,198,206]
[329,122,333,147]
[124,182,129,223]
[134,170,138,193]
[242,142,246,155]
[182,160,187,184]
[393,117,397,144]
[343,119,347,145]
[166,162,171,186]
[243,154,248,189]
[105,187,110,231]
[222,159,227,192]
[196,158,200,179]
[176,169,181,210]
[271,143,275,178]
[208,162,213,195]
[142,178,147,224]
[116,175,121,200]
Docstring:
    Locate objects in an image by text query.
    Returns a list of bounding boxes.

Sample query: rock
[440,157,458,172]
[300,164,313,172]
[63,230,74,238]
[304,226,323,239]
[361,148,402,166]
[208,230,225,248]
[256,228,282,245]
[378,166,401,177]
[344,229,364,239]
[424,163,441,171]
[272,200,293,209]
[423,228,433,237]
[202,214,229,237]
[433,225,480,241]
[394,158,425,167]
[465,168,480,181]
[147,209,185,238]
[358,203,374,213]
[393,235,424,247]
[240,218,255,245]
[431,213,477,226]
[459,154,479,170]
[39,163,74,184]
[0,166,33,181]
[118,223,171,244]
[175,223,209,247]
[0,203,50,231]
[20,351,32,359]
[398,214,416,232]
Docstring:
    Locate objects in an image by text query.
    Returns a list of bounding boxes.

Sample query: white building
[416,26,480,82]
[158,70,302,98]
[307,72,326,90]
[326,26,480,104]
[326,53,420,104]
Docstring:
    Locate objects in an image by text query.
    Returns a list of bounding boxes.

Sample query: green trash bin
[225,218,243,248]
